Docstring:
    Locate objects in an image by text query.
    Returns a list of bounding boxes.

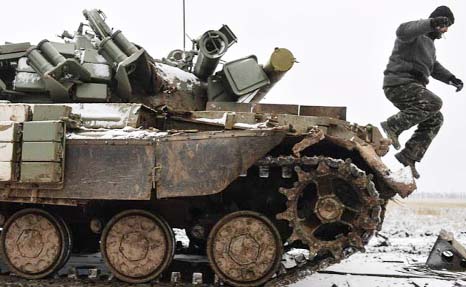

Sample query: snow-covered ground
[291,198,466,287]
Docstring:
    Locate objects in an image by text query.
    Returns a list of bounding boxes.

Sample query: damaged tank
[0,9,415,287]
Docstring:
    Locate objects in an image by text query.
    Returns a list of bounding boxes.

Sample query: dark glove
[431,17,450,29]
[449,76,464,92]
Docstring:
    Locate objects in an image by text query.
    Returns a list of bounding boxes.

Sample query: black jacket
[383,19,453,88]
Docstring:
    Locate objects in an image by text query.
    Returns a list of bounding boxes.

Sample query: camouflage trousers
[384,82,443,162]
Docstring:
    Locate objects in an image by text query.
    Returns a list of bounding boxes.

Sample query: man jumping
[381,6,463,179]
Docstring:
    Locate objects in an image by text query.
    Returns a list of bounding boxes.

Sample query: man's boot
[381,121,401,150]
[395,152,420,179]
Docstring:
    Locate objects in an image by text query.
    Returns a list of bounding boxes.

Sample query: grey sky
[2,0,465,195]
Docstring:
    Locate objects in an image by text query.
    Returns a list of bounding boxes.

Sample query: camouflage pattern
[384,82,443,162]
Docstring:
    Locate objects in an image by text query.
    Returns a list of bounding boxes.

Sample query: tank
[0,9,415,286]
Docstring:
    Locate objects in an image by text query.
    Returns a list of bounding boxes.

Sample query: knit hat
[430,6,455,25]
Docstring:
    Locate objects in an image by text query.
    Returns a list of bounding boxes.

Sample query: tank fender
[155,130,286,198]
[325,134,417,197]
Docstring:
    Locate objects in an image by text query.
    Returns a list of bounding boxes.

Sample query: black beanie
[430,6,455,25]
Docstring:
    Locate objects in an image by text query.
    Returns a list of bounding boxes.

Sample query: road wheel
[207,211,283,287]
[0,208,71,279]
[100,210,175,283]
[56,216,72,270]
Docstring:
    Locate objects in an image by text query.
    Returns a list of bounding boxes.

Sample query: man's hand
[449,76,464,92]
[431,16,450,30]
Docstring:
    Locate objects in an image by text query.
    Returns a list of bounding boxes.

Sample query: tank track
[0,156,385,287]
[258,156,385,286]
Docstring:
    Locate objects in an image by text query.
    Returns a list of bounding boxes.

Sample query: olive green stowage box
[20,162,62,183]
[21,142,63,162]
[32,105,72,121]
[22,121,64,142]
[20,120,65,183]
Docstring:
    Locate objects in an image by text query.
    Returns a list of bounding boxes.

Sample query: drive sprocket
[276,157,383,265]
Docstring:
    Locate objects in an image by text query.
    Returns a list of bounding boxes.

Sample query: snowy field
[291,198,466,287]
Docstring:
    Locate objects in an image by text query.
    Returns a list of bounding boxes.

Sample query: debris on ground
[426,229,466,271]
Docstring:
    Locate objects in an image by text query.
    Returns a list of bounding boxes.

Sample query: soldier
[381,6,463,179]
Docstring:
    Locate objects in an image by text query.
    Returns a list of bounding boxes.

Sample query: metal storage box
[21,142,63,162]
[0,104,31,122]
[22,121,64,142]
[13,72,46,92]
[0,121,20,142]
[20,162,62,183]
[223,56,270,96]
[0,143,17,161]
[75,83,108,101]
[0,162,15,182]
[82,63,112,82]
[32,105,72,121]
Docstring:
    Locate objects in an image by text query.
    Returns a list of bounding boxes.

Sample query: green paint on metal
[21,142,63,162]
[32,105,72,121]
[74,83,108,102]
[20,162,62,183]
[23,121,64,142]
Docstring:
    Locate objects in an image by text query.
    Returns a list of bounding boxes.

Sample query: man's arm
[433,61,463,92]
[432,61,453,84]
[396,19,433,42]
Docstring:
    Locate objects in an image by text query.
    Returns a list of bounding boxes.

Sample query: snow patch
[234,122,269,129]
[155,62,200,90]
[65,103,141,129]
[95,54,107,64]
[14,72,42,84]
[195,113,227,125]
[89,63,111,78]
[17,58,35,72]
[388,166,415,185]
[173,228,189,248]
[67,126,168,140]
[194,113,269,129]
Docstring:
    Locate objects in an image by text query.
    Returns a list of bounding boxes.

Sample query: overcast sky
[2,0,465,195]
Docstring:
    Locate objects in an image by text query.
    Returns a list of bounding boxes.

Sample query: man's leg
[384,83,443,136]
[401,111,443,162]
[383,83,443,178]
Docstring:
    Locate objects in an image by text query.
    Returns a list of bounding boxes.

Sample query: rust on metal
[299,106,347,121]
[0,138,159,201]
[156,130,286,198]
[100,210,174,283]
[276,157,382,262]
[0,209,70,279]
[0,193,81,206]
[62,142,155,200]
[353,138,416,198]
[207,211,283,287]
[315,196,345,222]
[205,102,347,120]
[292,127,325,157]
